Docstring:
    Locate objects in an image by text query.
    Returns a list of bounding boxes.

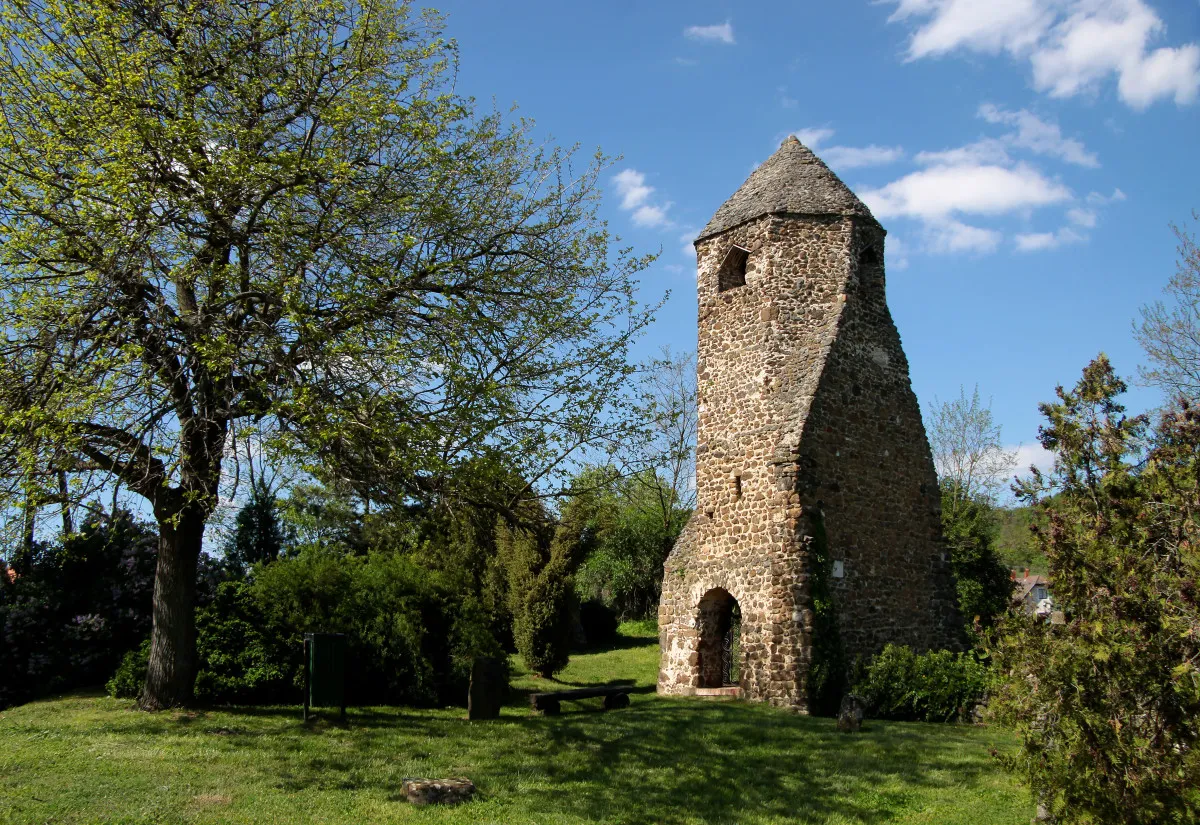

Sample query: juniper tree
[0,0,654,708]
[991,357,1200,824]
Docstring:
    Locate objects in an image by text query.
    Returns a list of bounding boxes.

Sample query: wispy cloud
[1014,226,1086,252]
[791,127,905,169]
[861,163,1072,221]
[612,169,674,229]
[684,20,735,45]
[977,104,1099,167]
[885,0,1200,109]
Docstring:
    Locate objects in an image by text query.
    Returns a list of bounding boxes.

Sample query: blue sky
[434,0,1200,481]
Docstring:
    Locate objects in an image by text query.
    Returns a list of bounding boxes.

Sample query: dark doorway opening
[697,588,741,688]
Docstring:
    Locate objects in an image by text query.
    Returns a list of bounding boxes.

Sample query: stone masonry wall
[658,211,960,711]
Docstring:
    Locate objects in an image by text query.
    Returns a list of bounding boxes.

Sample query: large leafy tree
[990,356,1200,824]
[0,0,653,708]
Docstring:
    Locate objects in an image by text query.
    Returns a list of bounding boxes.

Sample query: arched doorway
[697,588,741,688]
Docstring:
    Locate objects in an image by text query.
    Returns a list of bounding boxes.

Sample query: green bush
[856,643,989,723]
[106,551,506,707]
[512,568,572,677]
[194,581,292,704]
[106,638,150,700]
[251,550,504,706]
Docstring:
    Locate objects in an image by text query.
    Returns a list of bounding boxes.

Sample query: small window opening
[858,245,881,268]
[731,473,742,499]
[718,245,750,292]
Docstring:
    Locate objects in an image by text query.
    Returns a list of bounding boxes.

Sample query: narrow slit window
[718,245,750,292]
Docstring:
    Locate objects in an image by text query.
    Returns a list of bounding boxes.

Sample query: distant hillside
[994,504,1048,577]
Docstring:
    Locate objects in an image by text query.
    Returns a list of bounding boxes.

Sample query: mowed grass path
[0,622,1033,824]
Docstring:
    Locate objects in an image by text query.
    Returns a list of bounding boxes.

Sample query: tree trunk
[58,471,73,535]
[140,508,205,710]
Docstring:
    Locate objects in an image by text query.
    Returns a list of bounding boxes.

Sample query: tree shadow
[147,694,1024,824]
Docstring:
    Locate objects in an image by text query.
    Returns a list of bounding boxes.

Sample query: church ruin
[657,136,961,711]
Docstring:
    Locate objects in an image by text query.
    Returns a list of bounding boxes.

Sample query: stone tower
[657,136,960,711]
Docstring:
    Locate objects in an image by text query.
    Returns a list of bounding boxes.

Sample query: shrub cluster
[855,643,989,723]
[1,514,161,709]
[111,550,506,707]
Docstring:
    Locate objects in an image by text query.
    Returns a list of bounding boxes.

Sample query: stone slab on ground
[837,693,865,732]
[402,778,475,805]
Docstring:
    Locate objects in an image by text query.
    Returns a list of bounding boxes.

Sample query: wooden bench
[529,686,632,715]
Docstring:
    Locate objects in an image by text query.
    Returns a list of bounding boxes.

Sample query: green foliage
[572,468,690,619]
[0,0,655,706]
[989,356,1200,824]
[511,568,573,678]
[499,520,575,678]
[105,639,151,701]
[806,510,847,716]
[941,487,1014,634]
[194,581,293,704]
[0,513,161,708]
[993,505,1047,575]
[222,482,288,574]
[855,644,990,723]
[251,550,504,706]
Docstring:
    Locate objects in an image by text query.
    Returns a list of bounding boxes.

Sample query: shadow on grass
[116,696,1009,824]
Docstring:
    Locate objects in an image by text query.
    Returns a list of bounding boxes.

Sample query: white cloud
[792,127,836,148]
[778,86,798,109]
[613,169,653,211]
[791,128,904,169]
[613,169,674,229]
[886,0,1200,109]
[1014,226,1086,251]
[633,203,673,229]
[1010,442,1056,479]
[915,138,1011,167]
[822,144,906,169]
[1066,206,1098,227]
[886,235,912,270]
[977,104,1099,166]
[861,162,1072,221]
[679,228,699,259]
[924,219,1003,253]
[890,0,1054,59]
[684,21,735,45]
[1087,187,1127,204]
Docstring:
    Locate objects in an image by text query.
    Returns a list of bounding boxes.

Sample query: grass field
[0,621,1033,824]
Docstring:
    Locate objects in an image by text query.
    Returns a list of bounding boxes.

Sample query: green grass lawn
[0,622,1033,824]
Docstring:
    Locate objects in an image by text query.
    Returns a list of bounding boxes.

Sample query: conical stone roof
[697,136,879,242]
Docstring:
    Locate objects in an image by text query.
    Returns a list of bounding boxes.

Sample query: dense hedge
[111,550,506,707]
[855,643,989,723]
[1,514,174,709]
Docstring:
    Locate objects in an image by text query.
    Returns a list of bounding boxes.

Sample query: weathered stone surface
[837,693,866,732]
[698,136,877,242]
[402,778,475,805]
[657,139,961,713]
[467,656,506,721]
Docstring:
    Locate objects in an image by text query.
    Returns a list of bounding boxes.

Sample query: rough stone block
[402,778,475,805]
